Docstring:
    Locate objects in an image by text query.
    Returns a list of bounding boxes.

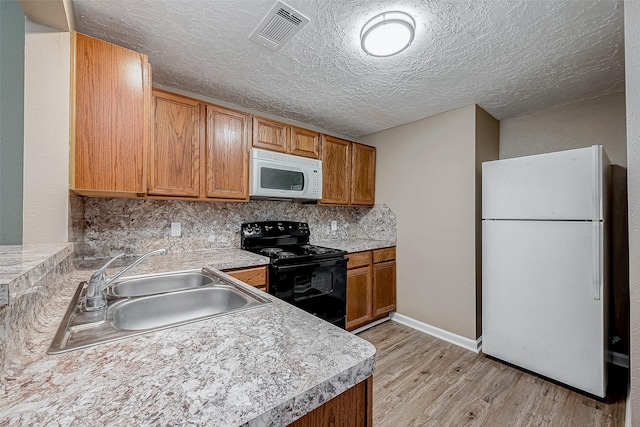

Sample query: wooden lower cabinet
[222,266,268,292]
[289,376,373,427]
[346,266,373,331]
[346,247,396,331]
[372,260,396,318]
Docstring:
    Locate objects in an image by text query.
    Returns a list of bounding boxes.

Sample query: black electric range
[241,221,347,328]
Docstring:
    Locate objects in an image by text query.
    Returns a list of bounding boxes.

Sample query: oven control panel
[241,221,310,239]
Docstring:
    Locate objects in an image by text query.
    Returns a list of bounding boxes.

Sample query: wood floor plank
[358,321,626,427]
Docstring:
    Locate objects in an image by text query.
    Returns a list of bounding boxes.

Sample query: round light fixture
[360,11,415,57]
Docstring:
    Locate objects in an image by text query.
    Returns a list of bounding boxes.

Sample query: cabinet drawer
[373,247,396,263]
[224,266,267,287]
[347,251,372,270]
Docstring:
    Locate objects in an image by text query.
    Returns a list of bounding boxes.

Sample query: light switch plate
[171,222,181,237]
[331,220,337,231]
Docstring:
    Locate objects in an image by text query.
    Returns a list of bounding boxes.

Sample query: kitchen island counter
[0,249,376,426]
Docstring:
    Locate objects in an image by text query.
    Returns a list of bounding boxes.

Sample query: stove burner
[277,251,296,258]
[261,248,283,255]
[308,247,332,254]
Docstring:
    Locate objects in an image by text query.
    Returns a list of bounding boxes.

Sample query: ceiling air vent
[249,1,310,51]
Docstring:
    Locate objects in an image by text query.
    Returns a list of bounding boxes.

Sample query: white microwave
[250,148,322,201]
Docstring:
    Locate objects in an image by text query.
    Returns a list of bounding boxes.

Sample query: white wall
[624,1,640,425]
[362,105,483,340]
[22,19,70,244]
[500,92,627,166]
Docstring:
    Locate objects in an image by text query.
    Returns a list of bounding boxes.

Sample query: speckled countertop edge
[75,248,271,276]
[313,238,396,253]
[0,243,74,306]
[74,239,395,276]
[1,250,376,426]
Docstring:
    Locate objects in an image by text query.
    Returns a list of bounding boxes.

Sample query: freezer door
[482,146,604,221]
[482,220,606,397]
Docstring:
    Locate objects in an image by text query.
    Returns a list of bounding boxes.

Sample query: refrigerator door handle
[591,145,601,221]
[592,221,601,300]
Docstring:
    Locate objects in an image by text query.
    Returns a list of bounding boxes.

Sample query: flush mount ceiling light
[360,11,415,57]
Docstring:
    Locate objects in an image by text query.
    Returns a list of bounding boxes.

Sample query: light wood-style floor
[358,321,626,427]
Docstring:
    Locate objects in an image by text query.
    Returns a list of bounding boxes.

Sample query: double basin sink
[49,269,270,354]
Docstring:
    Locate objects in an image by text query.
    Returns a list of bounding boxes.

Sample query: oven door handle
[274,258,345,271]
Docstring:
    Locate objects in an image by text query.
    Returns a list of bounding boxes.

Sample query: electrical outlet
[171,222,181,237]
[331,220,337,231]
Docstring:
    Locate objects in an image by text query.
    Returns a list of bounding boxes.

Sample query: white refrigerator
[482,145,610,398]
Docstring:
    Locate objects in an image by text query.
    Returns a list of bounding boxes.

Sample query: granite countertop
[0,249,376,426]
[312,238,396,253]
[77,248,271,273]
[0,243,74,306]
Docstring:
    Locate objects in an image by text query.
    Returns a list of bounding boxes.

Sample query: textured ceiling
[72,0,624,138]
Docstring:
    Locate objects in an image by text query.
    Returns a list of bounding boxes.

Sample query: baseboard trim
[607,350,630,369]
[390,313,482,353]
[350,316,392,335]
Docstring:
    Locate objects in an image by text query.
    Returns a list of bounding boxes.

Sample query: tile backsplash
[73,198,396,259]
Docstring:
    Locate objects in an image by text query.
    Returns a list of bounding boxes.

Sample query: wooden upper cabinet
[71,32,150,194]
[290,126,320,159]
[148,90,200,197]
[321,135,351,205]
[252,117,289,153]
[351,143,376,206]
[252,119,320,159]
[204,104,250,200]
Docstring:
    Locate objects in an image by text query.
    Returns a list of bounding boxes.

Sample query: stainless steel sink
[112,287,249,331]
[108,271,214,297]
[48,269,270,354]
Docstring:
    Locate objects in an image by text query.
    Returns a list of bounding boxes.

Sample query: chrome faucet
[85,248,168,311]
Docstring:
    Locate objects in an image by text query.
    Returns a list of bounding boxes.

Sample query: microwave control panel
[310,169,322,199]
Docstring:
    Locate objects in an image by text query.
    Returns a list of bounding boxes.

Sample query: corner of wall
[624,1,640,425]
[22,20,71,244]
[474,106,500,338]
[68,193,85,258]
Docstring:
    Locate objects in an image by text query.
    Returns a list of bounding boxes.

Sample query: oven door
[270,258,347,327]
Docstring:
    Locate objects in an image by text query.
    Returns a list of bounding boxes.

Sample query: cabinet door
[204,104,250,200]
[321,135,351,205]
[72,32,149,194]
[290,126,320,159]
[148,90,200,197]
[252,117,289,153]
[372,260,396,318]
[223,266,268,290]
[351,143,376,206]
[346,265,372,331]
[289,378,370,427]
